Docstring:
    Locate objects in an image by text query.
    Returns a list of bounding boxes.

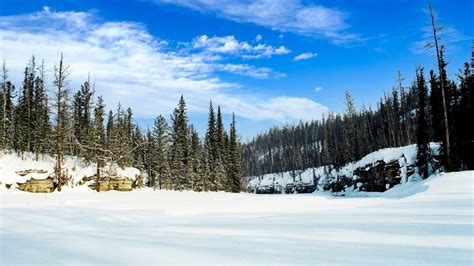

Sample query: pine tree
[15,66,34,153]
[32,61,51,157]
[92,96,106,192]
[457,63,474,169]
[151,115,170,190]
[170,96,190,190]
[132,124,145,170]
[72,80,93,159]
[228,113,241,192]
[189,126,202,191]
[205,101,217,190]
[416,68,430,179]
[215,106,228,190]
[1,61,15,151]
[106,110,114,148]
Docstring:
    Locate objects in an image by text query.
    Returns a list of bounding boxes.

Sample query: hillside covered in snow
[247,143,441,194]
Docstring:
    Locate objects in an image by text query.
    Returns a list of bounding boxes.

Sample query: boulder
[17,177,55,193]
[255,185,274,194]
[89,178,134,192]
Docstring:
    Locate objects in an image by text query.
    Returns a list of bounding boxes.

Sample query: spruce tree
[132,124,145,170]
[189,126,202,191]
[457,63,474,169]
[92,96,106,192]
[205,101,217,190]
[152,115,170,190]
[170,96,190,190]
[228,113,241,192]
[1,61,15,151]
[32,62,51,157]
[416,68,430,179]
[215,106,228,190]
[15,67,33,154]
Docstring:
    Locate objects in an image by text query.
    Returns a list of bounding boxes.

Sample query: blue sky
[0,0,472,140]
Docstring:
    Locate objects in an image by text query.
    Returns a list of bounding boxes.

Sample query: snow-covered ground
[1,171,473,265]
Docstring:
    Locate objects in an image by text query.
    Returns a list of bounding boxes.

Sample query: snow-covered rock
[247,143,441,194]
[0,151,141,192]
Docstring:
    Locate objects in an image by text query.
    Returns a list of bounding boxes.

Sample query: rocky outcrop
[248,144,441,194]
[350,159,415,192]
[88,178,134,192]
[17,177,55,193]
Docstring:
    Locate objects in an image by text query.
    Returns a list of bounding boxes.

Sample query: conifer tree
[189,126,202,190]
[106,110,114,149]
[15,66,34,153]
[32,61,51,157]
[151,115,170,190]
[72,80,93,159]
[205,101,217,190]
[416,68,430,179]
[1,61,15,151]
[457,63,474,169]
[132,125,145,169]
[228,113,241,192]
[92,96,106,192]
[170,96,190,190]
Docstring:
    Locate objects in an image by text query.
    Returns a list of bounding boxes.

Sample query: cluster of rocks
[11,171,143,193]
[255,182,317,194]
[252,156,425,194]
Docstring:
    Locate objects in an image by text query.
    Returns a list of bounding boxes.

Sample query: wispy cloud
[293,52,317,61]
[191,34,291,59]
[314,86,323,92]
[410,23,471,54]
[0,7,328,122]
[155,0,360,44]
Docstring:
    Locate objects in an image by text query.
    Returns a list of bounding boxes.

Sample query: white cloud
[156,0,360,44]
[191,35,291,59]
[255,34,263,42]
[0,7,328,123]
[314,86,323,92]
[293,52,318,61]
[256,96,328,121]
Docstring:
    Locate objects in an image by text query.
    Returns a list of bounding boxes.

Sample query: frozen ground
[1,171,473,265]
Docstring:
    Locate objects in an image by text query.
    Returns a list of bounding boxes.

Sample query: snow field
[1,171,473,265]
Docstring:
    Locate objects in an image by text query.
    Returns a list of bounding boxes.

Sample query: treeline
[242,49,473,178]
[0,55,242,192]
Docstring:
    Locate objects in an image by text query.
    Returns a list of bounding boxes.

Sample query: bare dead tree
[427,3,452,169]
[53,53,71,192]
